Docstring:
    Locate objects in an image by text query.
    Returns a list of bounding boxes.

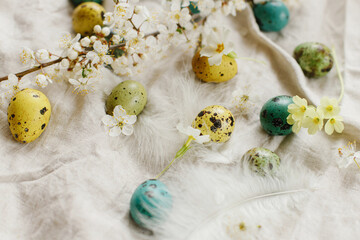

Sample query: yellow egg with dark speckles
[7,89,51,143]
[192,51,238,83]
[192,105,235,143]
[72,2,105,36]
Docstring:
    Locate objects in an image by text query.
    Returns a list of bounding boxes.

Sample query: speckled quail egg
[7,89,51,143]
[71,0,103,7]
[192,51,238,83]
[242,147,281,176]
[72,2,105,36]
[294,42,334,78]
[106,80,147,116]
[192,105,235,143]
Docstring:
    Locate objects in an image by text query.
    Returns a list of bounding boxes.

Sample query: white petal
[109,126,122,137]
[122,124,134,136]
[69,78,80,86]
[334,121,344,133]
[8,74,18,83]
[195,135,210,144]
[208,54,223,66]
[200,46,216,57]
[101,115,117,126]
[324,121,334,135]
[113,105,127,118]
[123,115,137,125]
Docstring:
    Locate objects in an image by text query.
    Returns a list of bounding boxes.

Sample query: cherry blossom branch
[0,58,63,81]
[0,32,160,82]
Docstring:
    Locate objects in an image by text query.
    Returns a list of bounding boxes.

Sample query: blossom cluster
[287,95,344,135]
[338,141,360,169]
[0,0,248,105]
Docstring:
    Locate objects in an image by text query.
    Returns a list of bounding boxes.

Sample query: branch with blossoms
[0,0,249,105]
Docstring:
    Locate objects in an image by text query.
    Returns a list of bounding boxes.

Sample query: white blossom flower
[338,141,360,169]
[197,0,219,15]
[102,105,137,136]
[114,2,131,20]
[87,41,113,65]
[177,124,210,144]
[111,56,133,76]
[69,77,97,95]
[169,3,192,28]
[59,33,82,58]
[112,34,121,44]
[80,37,91,47]
[0,74,31,99]
[302,107,324,135]
[59,33,81,49]
[101,27,111,37]
[94,25,102,34]
[35,49,50,62]
[68,50,79,60]
[114,20,137,40]
[231,86,261,116]
[20,47,36,66]
[103,12,114,25]
[324,115,344,135]
[35,74,53,88]
[200,27,234,66]
[90,36,98,43]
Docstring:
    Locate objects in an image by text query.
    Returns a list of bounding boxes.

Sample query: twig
[0,58,63,81]
[0,31,160,82]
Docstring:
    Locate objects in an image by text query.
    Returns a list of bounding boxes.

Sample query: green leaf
[227,51,238,59]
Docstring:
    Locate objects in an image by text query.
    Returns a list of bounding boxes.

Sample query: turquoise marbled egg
[71,0,103,7]
[260,95,293,135]
[189,1,200,14]
[242,147,281,176]
[130,179,172,229]
[253,0,290,32]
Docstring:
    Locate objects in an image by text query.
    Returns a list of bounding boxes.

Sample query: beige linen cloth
[0,0,360,239]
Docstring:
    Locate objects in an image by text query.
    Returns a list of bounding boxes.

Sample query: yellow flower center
[174,13,180,20]
[326,105,333,112]
[330,118,336,124]
[313,117,320,124]
[216,43,224,53]
[13,85,19,91]
[300,106,306,112]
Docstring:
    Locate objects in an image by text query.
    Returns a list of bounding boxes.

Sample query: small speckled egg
[192,105,235,143]
[130,179,172,229]
[7,89,51,143]
[253,0,289,32]
[106,80,147,116]
[71,0,103,7]
[188,1,200,14]
[260,95,293,136]
[242,147,281,176]
[192,51,237,83]
[72,2,105,36]
[294,42,334,78]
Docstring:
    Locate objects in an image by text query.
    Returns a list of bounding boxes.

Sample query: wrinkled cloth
[0,0,360,239]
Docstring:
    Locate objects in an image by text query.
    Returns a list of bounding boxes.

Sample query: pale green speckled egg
[242,147,280,176]
[7,89,51,143]
[192,105,235,143]
[106,80,147,116]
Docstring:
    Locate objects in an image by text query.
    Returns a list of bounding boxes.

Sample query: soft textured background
[0,0,360,239]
